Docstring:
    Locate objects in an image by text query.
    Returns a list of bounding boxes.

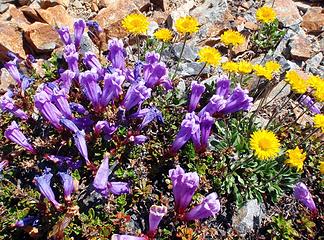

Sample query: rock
[93,0,150,29]
[18,0,31,5]
[91,2,98,12]
[232,199,265,235]
[306,52,324,76]
[79,34,99,56]
[40,0,70,8]
[0,68,16,91]
[147,21,159,37]
[103,21,128,39]
[266,0,302,27]
[37,5,74,29]
[24,22,61,53]
[301,7,324,34]
[244,21,258,31]
[0,21,26,60]
[151,0,169,11]
[0,3,9,13]
[8,4,30,29]
[294,1,311,13]
[20,6,43,22]
[169,0,195,23]
[152,10,169,25]
[171,43,198,61]
[178,62,210,77]
[267,80,291,104]
[72,0,82,8]
[289,34,312,60]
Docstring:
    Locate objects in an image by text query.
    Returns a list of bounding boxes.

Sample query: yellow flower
[253,64,273,80]
[220,30,245,47]
[197,46,222,67]
[265,61,281,73]
[285,147,306,172]
[175,16,199,34]
[285,70,308,94]
[154,28,173,42]
[237,60,253,74]
[313,114,324,132]
[222,61,238,73]
[308,75,324,102]
[313,88,324,102]
[320,161,324,174]
[122,13,150,35]
[250,129,281,160]
[256,6,277,24]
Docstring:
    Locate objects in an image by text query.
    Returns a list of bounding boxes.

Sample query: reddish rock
[0,68,16,91]
[150,0,169,11]
[40,0,70,8]
[244,21,258,31]
[267,0,302,26]
[0,21,26,60]
[36,5,74,29]
[151,10,169,25]
[301,7,324,34]
[24,22,61,53]
[20,6,43,22]
[94,0,150,29]
[9,4,30,29]
[289,34,312,60]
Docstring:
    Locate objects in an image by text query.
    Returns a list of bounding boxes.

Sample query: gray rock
[232,199,265,235]
[79,34,99,56]
[0,68,16,91]
[306,52,323,74]
[0,0,15,3]
[147,21,159,37]
[171,43,198,62]
[0,3,8,13]
[178,62,210,77]
[73,0,82,8]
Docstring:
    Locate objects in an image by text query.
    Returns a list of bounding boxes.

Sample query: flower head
[74,19,86,49]
[222,61,238,73]
[285,147,306,172]
[256,6,276,24]
[188,81,206,112]
[108,38,126,70]
[122,13,149,35]
[154,28,173,42]
[148,205,167,236]
[313,114,324,132]
[250,129,280,160]
[265,60,281,73]
[253,64,273,80]
[175,16,199,34]
[293,182,317,212]
[320,161,324,174]
[285,70,308,94]
[197,46,221,67]
[58,172,75,201]
[309,76,324,102]
[237,60,253,74]
[220,30,245,46]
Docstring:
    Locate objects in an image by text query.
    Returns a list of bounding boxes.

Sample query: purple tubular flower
[7,51,19,62]
[86,20,103,35]
[198,95,226,117]
[188,81,205,112]
[0,160,8,173]
[72,117,95,132]
[169,166,199,213]
[59,70,75,94]
[126,61,143,83]
[170,113,200,154]
[34,170,62,210]
[15,216,39,228]
[79,71,102,111]
[94,121,116,138]
[83,51,103,74]
[122,81,152,111]
[140,106,164,129]
[45,154,82,170]
[215,76,230,98]
[21,75,34,92]
[293,182,317,212]
[93,155,110,196]
[73,130,90,165]
[4,121,36,154]
[60,118,79,133]
[0,93,28,120]
[108,182,130,195]
[52,89,72,119]
[100,71,125,107]
[34,91,63,130]
[69,102,89,115]
[58,172,75,201]
[4,60,21,85]
[57,26,72,45]
[108,38,126,70]
[64,44,79,74]
[299,95,321,114]
[184,192,220,221]
[199,112,214,151]
[111,235,145,240]
[130,135,148,145]
[220,86,253,115]
[74,19,86,49]
[148,205,167,236]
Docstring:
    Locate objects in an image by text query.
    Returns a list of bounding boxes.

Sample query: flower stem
[262,82,289,109]
[137,35,141,61]
[158,42,165,61]
[193,62,207,82]
[171,33,188,80]
[300,128,319,145]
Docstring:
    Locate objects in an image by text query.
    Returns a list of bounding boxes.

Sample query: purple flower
[293,182,317,212]
[100,71,125,107]
[79,71,102,111]
[122,81,152,111]
[34,91,63,130]
[58,172,75,201]
[64,44,79,74]
[199,112,214,151]
[74,19,86,49]
[45,154,82,170]
[129,135,148,145]
[108,182,130,195]
[73,130,90,165]
[21,75,34,92]
[0,160,8,173]
[4,60,21,85]
[60,118,80,133]
[148,205,167,236]
[108,38,126,70]
[15,216,39,228]
[57,26,72,45]
[93,121,116,138]
[72,117,95,132]
[70,102,89,115]
[198,94,226,117]
[59,70,75,94]
[0,92,28,120]
[4,121,36,154]
[52,89,72,119]
[299,95,321,114]
[140,106,164,129]
[169,166,199,213]
[170,113,200,154]
[86,20,103,36]
[188,81,205,112]
[215,76,230,98]
[184,192,220,221]
[34,169,62,210]
[111,235,145,240]
[126,61,143,83]
[83,51,103,74]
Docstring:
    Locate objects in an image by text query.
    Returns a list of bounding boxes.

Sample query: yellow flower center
[259,139,271,150]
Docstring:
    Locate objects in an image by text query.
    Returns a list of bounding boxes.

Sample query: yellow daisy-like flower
[175,16,199,34]
[256,6,277,24]
[197,46,222,67]
[313,88,324,102]
[122,13,150,35]
[222,61,238,73]
[308,75,324,102]
[220,30,245,47]
[285,147,306,172]
[313,114,324,132]
[285,70,308,94]
[250,129,281,160]
[253,64,273,80]
[320,161,324,174]
[265,61,281,73]
[237,60,253,74]
[154,28,173,42]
